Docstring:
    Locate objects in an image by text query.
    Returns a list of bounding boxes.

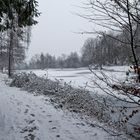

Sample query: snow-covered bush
[10,72,111,122]
[10,72,140,138]
[10,72,62,94]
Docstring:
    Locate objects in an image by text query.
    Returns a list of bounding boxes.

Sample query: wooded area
[0,0,40,77]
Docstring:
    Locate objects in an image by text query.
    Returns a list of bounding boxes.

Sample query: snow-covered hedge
[10,72,140,139]
[10,72,109,120]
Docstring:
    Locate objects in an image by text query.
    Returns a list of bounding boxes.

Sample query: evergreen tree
[0,0,40,77]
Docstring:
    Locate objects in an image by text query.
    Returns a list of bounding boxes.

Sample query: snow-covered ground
[22,66,129,92]
[0,73,130,140]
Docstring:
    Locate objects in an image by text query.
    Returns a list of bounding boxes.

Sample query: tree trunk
[8,29,14,77]
[126,0,140,82]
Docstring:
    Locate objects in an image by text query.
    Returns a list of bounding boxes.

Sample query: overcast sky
[26,0,95,60]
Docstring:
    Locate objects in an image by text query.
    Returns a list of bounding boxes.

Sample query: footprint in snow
[21,126,38,134]
[24,133,35,140]
[52,127,57,130]
[56,135,60,138]
[25,119,35,124]
[24,109,29,114]
[30,114,35,117]
[28,120,35,124]
[26,105,30,108]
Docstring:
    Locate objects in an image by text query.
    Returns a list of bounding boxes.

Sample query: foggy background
[26,0,94,60]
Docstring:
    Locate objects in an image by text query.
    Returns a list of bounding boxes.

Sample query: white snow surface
[0,73,129,140]
[22,66,129,92]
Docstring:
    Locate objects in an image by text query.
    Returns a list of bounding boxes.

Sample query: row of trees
[27,31,139,69]
[81,31,140,67]
[26,52,81,69]
[27,29,140,69]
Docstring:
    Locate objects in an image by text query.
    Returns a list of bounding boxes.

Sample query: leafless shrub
[88,66,140,139]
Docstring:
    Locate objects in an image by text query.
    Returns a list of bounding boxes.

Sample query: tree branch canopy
[0,0,40,30]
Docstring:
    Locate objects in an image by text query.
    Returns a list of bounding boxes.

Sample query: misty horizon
[26,0,96,60]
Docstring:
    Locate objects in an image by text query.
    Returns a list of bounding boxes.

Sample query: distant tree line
[26,30,140,69]
[26,52,81,69]
[81,30,140,68]
[81,33,139,68]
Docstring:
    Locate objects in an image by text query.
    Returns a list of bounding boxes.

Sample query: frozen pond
[21,66,129,92]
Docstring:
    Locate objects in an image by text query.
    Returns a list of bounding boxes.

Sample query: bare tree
[81,0,140,81]
[78,1,140,137]
[81,38,96,66]
[88,65,140,138]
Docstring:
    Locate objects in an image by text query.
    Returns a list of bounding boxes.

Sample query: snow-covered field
[0,73,130,140]
[23,66,129,92]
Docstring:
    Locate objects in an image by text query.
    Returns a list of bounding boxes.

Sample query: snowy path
[0,74,128,140]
